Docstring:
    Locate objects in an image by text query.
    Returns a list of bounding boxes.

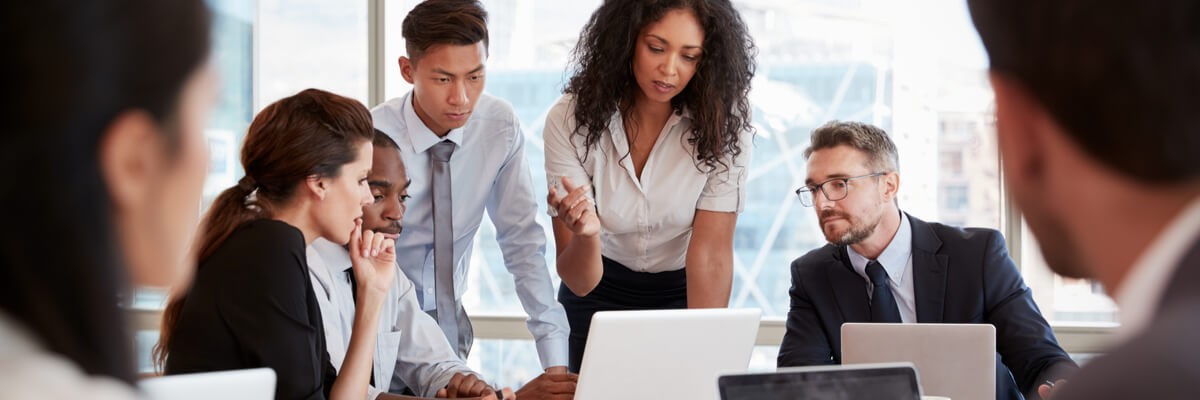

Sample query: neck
[630,93,674,122]
[272,202,319,247]
[411,95,451,137]
[849,205,902,260]
[1071,182,1200,297]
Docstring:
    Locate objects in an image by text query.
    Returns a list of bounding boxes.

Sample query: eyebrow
[805,174,852,186]
[368,179,391,188]
[432,65,486,77]
[402,179,413,190]
[646,34,702,50]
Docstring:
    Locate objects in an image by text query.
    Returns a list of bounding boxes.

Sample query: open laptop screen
[718,363,921,400]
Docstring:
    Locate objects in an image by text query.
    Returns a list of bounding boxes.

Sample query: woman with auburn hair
[157,89,398,400]
[0,0,214,397]
[544,0,757,372]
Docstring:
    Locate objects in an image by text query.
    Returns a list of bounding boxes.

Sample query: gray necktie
[429,141,461,355]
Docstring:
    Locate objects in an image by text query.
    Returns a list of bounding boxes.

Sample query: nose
[384,197,405,221]
[448,81,468,106]
[359,185,373,207]
[659,55,679,77]
[812,188,835,210]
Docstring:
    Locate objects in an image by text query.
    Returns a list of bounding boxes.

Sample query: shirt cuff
[535,336,571,370]
[367,384,383,400]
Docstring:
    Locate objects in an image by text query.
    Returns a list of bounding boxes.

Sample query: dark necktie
[344,268,375,386]
[429,141,462,356]
[866,260,902,323]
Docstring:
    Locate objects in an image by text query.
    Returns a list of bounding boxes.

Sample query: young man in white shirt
[370,0,570,375]
[308,131,576,399]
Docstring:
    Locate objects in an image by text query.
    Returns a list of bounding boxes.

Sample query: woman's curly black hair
[564,0,756,171]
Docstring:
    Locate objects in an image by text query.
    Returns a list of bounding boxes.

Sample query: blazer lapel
[828,246,871,323]
[908,214,949,323]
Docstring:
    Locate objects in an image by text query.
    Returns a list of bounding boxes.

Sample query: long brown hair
[153,88,374,369]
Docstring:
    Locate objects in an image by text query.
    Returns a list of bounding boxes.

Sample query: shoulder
[470,93,520,127]
[371,96,409,137]
[1058,301,1200,399]
[203,219,307,276]
[791,244,841,277]
[0,315,136,400]
[915,215,1005,250]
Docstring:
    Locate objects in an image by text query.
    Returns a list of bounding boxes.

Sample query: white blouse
[0,312,136,400]
[543,94,750,273]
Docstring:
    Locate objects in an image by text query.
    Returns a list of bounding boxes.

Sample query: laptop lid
[841,323,995,400]
[575,308,761,400]
[140,368,275,400]
[718,362,922,400]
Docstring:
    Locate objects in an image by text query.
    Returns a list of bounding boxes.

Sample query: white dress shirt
[307,239,475,399]
[846,212,918,323]
[1114,196,1200,344]
[372,92,570,369]
[542,94,750,273]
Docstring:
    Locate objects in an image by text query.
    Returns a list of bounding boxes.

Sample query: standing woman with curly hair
[543,0,756,372]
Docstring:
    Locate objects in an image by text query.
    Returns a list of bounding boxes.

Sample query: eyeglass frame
[794,172,888,207]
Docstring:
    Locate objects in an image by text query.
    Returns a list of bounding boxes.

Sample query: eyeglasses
[795,172,886,207]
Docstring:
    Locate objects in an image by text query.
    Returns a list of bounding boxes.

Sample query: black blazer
[777,214,1075,400]
[1056,238,1200,400]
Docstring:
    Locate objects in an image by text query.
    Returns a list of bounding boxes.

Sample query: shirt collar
[848,211,913,284]
[311,238,353,275]
[402,92,465,153]
[1115,195,1200,343]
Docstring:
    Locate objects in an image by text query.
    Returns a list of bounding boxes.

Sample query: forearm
[686,248,733,308]
[330,295,385,400]
[553,218,604,296]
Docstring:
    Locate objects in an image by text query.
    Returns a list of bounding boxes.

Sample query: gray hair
[803,120,899,173]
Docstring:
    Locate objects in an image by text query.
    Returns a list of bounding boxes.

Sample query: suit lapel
[828,246,871,323]
[908,214,948,323]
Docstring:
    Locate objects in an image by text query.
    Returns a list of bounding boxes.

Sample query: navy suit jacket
[777,214,1076,399]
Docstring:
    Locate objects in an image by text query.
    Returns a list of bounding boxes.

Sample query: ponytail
[153,177,263,371]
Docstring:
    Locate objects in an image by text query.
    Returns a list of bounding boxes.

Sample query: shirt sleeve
[542,95,595,215]
[218,236,330,400]
[483,110,571,369]
[696,128,752,213]
[388,273,477,398]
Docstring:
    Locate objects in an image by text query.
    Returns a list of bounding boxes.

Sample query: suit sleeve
[777,259,836,367]
[979,229,1077,397]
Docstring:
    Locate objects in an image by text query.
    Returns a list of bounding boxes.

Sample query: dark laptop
[718,363,922,400]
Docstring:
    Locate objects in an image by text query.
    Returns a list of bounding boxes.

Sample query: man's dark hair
[401,0,489,63]
[373,128,400,150]
[969,1,1200,183]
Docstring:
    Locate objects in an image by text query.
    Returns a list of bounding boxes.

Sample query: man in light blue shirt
[371,0,569,374]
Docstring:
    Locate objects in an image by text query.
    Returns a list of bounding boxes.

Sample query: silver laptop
[575,308,762,400]
[718,362,923,400]
[140,368,275,400]
[842,323,995,400]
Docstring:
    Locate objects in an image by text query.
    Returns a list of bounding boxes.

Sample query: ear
[989,71,1046,191]
[305,175,328,201]
[882,171,900,202]
[99,110,168,214]
[399,56,415,85]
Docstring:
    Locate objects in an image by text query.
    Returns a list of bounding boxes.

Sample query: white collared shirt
[846,212,917,323]
[542,94,750,273]
[372,92,570,369]
[1114,196,1200,344]
[307,239,475,399]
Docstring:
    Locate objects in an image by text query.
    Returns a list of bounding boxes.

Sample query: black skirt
[557,256,687,372]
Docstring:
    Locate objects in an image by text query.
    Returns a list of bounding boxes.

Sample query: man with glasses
[776,121,1076,400]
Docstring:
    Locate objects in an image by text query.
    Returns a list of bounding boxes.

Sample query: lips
[652,80,676,93]
[445,112,469,120]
